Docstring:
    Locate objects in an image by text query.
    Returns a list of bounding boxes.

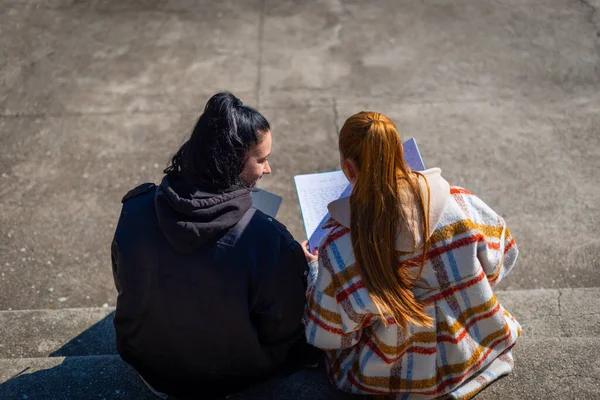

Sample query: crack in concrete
[579,0,600,38]
[558,289,563,317]
[332,98,340,136]
[255,0,266,109]
[567,312,600,316]
[557,289,571,337]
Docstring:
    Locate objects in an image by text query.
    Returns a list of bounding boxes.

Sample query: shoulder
[447,186,502,223]
[248,209,297,247]
[118,183,158,227]
[448,186,478,209]
[121,182,156,203]
[431,187,505,245]
[114,183,158,240]
[449,186,493,210]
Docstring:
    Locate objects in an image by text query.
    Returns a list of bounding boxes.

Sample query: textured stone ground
[1,0,599,311]
[0,1,599,398]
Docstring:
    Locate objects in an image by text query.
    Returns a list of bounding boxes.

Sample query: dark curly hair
[164,92,270,192]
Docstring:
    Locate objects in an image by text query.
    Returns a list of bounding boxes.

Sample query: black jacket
[111,176,309,399]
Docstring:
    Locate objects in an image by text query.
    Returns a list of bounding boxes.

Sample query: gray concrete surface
[2,288,599,360]
[0,355,159,400]
[0,307,115,358]
[0,1,599,313]
[479,337,600,400]
[1,338,599,400]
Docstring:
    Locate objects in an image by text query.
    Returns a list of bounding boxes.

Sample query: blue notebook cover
[250,188,283,218]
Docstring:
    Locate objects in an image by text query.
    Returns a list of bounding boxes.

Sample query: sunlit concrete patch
[0,113,196,310]
[0,0,261,115]
[260,0,600,108]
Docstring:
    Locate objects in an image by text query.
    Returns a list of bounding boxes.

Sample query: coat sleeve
[250,238,309,366]
[303,243,373,351]
[111,237,122,295]
[307,259,319,294]
[469,194,519,288]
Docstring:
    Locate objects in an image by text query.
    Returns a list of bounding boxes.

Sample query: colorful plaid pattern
[304,188,521,399]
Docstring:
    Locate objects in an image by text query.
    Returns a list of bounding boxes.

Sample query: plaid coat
[304,187,520,399]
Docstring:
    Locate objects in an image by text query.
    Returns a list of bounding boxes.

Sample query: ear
[342,158,359,184]
[342,158,354,176]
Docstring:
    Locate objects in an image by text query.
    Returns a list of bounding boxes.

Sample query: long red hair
[339,111,432,329]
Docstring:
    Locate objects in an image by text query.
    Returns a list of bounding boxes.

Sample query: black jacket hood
[154,175,252,254]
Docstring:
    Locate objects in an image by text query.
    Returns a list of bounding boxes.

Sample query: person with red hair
[303,111,520,399]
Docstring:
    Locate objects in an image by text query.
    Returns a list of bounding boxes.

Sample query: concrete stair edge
[0,337,599,400]
[1,287,599,360]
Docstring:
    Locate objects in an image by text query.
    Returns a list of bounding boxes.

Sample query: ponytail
[340,112,433,330]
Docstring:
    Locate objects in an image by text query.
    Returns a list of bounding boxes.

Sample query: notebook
[250,187,282,218]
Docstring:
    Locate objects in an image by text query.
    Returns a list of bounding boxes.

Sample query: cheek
[251,164,263,178]
[241,161,261,180]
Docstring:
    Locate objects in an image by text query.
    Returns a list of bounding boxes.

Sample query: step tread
[497,287,600,339]
[477,337,600,400]
[0,338,598,400]
[1,288,599,359]
[0,307,115,359]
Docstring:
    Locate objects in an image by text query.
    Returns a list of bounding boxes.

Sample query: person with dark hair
[111,92,313,399]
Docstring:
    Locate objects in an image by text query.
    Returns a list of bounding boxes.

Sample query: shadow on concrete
[0,312,361,399]
[0,353,156,399]
[50,311,118,357]
[0,311,156,399]
[228,367,364,400]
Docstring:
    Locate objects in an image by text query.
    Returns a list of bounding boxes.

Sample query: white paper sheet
[294,171,350,251]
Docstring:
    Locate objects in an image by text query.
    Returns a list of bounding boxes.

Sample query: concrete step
[477,337,600,400]
[497,287,600,339]
[0,337,598,400]
[0,307,115,359]
[0,355,156,400]
[1,288,599,360]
